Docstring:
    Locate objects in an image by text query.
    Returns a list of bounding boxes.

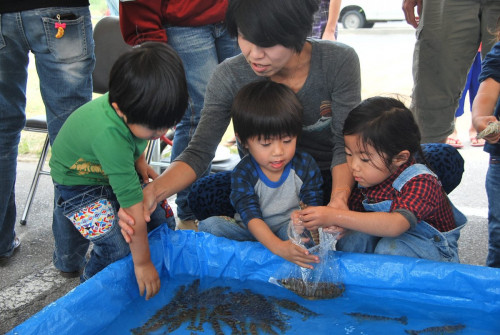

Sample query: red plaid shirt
[348,160,456,232]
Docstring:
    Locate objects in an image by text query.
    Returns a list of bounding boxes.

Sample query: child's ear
[111,102,125,118]
[235,133,246,148]
[392,150,410,167]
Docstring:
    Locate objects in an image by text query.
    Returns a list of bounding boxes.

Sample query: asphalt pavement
[0,23,491,334]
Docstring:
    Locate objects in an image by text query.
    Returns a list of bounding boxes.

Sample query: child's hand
[135,153,159,183]
[298,206,333,230]
[274,240,320,270]
[290,210,305,234]
[134,261,161,300]
[300,206,348,239]
[475,116,500,144]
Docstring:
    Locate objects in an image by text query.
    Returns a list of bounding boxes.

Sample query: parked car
[339,0,405,29]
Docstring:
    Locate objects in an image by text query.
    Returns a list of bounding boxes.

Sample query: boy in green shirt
[50,42,188,300]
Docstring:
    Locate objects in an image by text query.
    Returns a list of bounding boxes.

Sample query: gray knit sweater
[177,38,361,176]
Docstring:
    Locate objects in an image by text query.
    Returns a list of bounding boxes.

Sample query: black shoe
[0,237,21,260]
[59,269,81,279]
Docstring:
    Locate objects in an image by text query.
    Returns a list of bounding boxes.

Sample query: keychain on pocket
[55,14,66,39]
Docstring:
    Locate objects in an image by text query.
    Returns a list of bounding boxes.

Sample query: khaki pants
[411,0,500,143]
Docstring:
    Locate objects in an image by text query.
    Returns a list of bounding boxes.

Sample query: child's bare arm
[247,218,319,269]
[122,201,160,300]
[299,206,410,237]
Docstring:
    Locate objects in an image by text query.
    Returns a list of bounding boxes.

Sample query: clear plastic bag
[270,212,344,300]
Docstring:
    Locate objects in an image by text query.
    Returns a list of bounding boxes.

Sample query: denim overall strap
[392,164,436,192]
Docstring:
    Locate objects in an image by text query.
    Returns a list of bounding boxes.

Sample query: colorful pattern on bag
[67,199,114,239]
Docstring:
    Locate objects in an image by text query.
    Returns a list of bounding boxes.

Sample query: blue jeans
[486,156,500,267]
[336,205,466,263]
[0,7,95,257]
[166,23,240,221]
[198,216,290,242]
[53,184,174,281]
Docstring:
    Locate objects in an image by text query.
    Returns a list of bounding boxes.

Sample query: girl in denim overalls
[296,97,467,262]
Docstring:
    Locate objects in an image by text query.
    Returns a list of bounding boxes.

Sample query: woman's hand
[118,182,159,243]
[118,208,135,243]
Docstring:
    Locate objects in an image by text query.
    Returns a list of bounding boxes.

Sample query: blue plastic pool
[9,225,500,334]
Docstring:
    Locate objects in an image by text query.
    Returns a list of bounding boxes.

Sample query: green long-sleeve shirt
[50,94,147,208]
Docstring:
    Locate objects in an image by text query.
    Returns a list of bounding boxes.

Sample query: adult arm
[118,59,240,233]
[402,0,422,28]
[120,0,167,45]
[328,45,360,207]
[329,163,354,210]
[118,160,197,236]
[322,0,341,41]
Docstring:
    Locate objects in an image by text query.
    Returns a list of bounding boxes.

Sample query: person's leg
[198,216,255,241]
[468,52,485,146]
[25,7,95,267]
[0,12,30,257]
[375,219,462,263]
[53,185,91,273]
[411,0,481,143]
[486,156,500,268]
[30,7,95,145]
[213,22,240,63]
[82,218,130,281]
[166,25,222,227]
[335,231,379,253]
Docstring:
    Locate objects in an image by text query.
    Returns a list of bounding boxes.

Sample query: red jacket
[120,0,228,45]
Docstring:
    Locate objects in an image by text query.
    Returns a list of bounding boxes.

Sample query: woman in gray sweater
[119,0,361,236]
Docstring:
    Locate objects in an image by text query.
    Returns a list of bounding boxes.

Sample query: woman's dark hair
[108,42,188,130]
[343,96,425,170]
[226,0,318,53]
[231,80,303,144]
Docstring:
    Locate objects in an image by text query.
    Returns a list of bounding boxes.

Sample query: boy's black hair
[226,0,318,53]
[343,96,426,170]
[108,42,188,130]
[231,80,303,144]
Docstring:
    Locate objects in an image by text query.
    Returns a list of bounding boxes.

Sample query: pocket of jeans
[42,12,90,62]
[62,189,116,240]
[0,15,6,50]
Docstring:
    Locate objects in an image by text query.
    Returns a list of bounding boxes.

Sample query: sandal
[470,136,485,147]
[446,137,464,149]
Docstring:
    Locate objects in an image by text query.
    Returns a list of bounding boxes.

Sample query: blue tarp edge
[9,224,500,334]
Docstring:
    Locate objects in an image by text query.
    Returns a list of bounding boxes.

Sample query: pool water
[99,275,497,335]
